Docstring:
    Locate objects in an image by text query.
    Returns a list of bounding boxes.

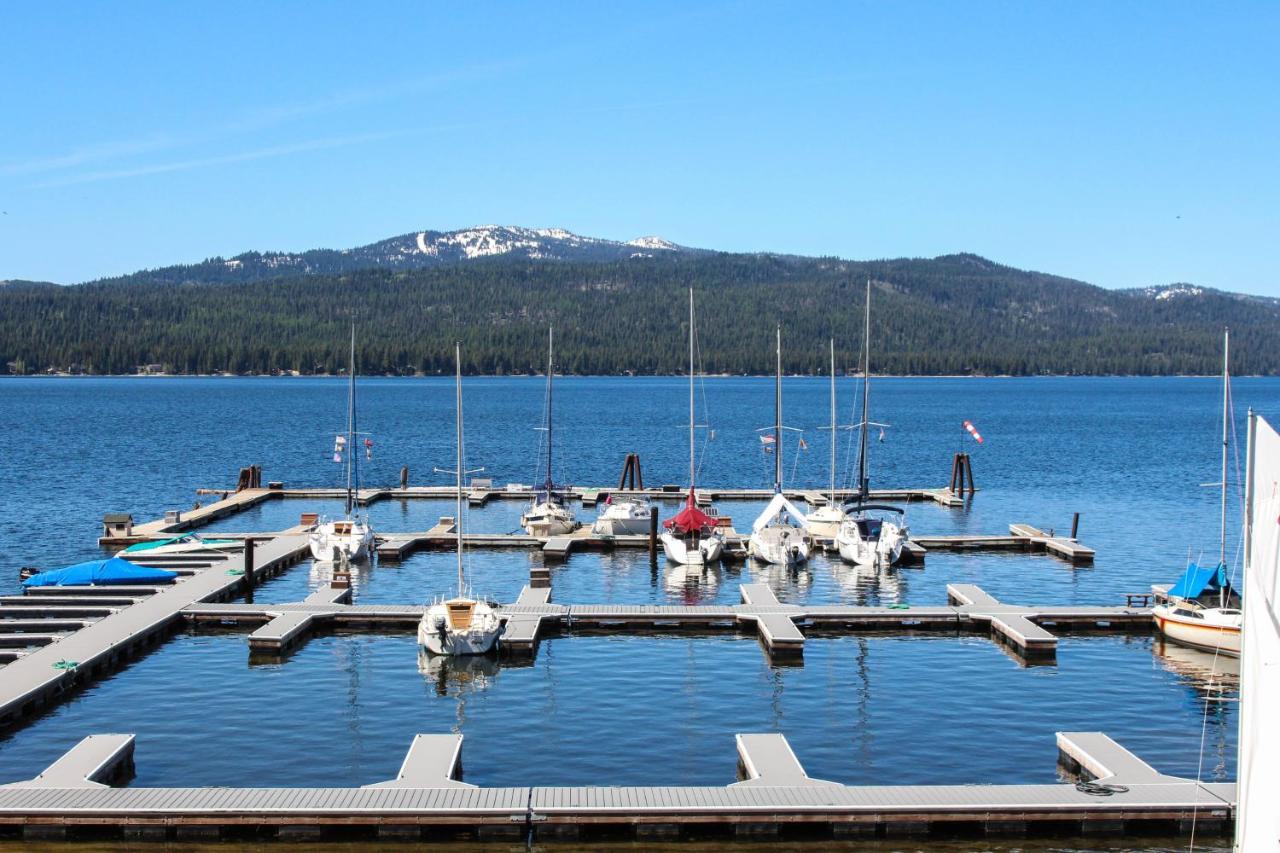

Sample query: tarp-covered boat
[23,556,178,587]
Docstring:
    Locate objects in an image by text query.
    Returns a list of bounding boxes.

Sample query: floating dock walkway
[183,582,1148,663]
[0,730,1231,841]
[0,536,308,730]
[102,482,977,548]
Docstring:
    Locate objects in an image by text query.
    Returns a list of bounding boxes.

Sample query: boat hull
[418,601,503,656]
[308,522,374,562]
[748,526,811,566]
[660,532,723,565]
[1152,606,1241,657]
[522,502,577,537]
[591,508,651,536]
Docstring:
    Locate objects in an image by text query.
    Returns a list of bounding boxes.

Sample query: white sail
[1238,413,1280,850]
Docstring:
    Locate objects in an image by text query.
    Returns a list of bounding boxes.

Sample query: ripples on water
[0,376,1266,850]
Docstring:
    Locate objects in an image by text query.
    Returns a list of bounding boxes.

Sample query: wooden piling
[400,466,409,490]
[648,507,658,561]
[242,539,255,605]
[949,453,975,496]
[1071,512,1080,539]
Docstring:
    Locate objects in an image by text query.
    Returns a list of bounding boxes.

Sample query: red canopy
[664,491,717,534]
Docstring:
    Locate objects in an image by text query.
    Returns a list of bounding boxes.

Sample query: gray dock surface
[0,536,308,728]
[0,731,1232,841]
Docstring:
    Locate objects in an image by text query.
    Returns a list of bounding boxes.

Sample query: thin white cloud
[0,135,175,177]
[3,59,523,181]
[31,130,409,188]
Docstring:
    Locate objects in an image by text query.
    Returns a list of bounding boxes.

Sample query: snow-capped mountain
[1122,283,1280,307]
[89,226,703,286]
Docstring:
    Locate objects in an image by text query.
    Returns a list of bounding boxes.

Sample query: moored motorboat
[592,496,652,536]
[120,533,240,558]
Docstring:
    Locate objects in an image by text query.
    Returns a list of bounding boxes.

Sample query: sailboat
[747,325,812,567]
[1236,409,1280,849]
[418,344,503,656]
[805,339,849,540]
[1152,329,1242,656]
[660,289,725,565]
[836,279,909,567]
[521,328,577,538]
[309,322,375,562]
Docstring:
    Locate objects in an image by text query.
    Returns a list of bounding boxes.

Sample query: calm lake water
[0,376,1266,848]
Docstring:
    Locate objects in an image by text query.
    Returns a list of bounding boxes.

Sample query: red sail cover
[664,492,716,534]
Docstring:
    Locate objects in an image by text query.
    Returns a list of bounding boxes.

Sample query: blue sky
[2,2,1276,292]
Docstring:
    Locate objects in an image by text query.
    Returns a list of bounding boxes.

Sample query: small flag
[963,420,984,444]
[878,427,885,442]
[332,452,342,463]
[798,436,808,450]
[760,434,775,454]
[364,437,373,460]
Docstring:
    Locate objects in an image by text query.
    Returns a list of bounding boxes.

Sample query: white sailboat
[1237,409,1280,849]
[418,344,502,657]
[748,325,812,567]
[836,279,908,567]
[521,327,577,538]
[806,339,849,540]
[309,322,375,562]
[1153,329,1242,656]
[660,289,725,565]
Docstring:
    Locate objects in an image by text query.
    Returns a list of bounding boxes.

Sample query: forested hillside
[2,252,1275,376]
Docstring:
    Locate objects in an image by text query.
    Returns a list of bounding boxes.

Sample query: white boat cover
[1238,414,1280,850]
[751,493,810,533]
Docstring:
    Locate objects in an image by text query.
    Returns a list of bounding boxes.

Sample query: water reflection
[417,650,502,733]
[751,561,813,598]
[1151,639,1238,782]
[664,562,721,602]
[829,559,909,606]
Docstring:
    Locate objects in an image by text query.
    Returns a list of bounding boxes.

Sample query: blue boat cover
[23,557,178,587]
[1167,561,1232,599]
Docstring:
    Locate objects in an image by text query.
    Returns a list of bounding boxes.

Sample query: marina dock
[0,730,1231,841]
[0,536,307,730]
[182,581,1148,662]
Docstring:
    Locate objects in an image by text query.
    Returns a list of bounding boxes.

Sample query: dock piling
[1071,512,1081,539]
[242,538,255,604]
[648,507,658,561]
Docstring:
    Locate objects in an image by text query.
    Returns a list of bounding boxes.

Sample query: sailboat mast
[1220,327,1230,571]
[455,342,465,596]
[346,321,356,517]
[829,339,837,506]
[545,327,554,492]
[774,324,782,494]
[857,278,871,503]
[689,288,696,489]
